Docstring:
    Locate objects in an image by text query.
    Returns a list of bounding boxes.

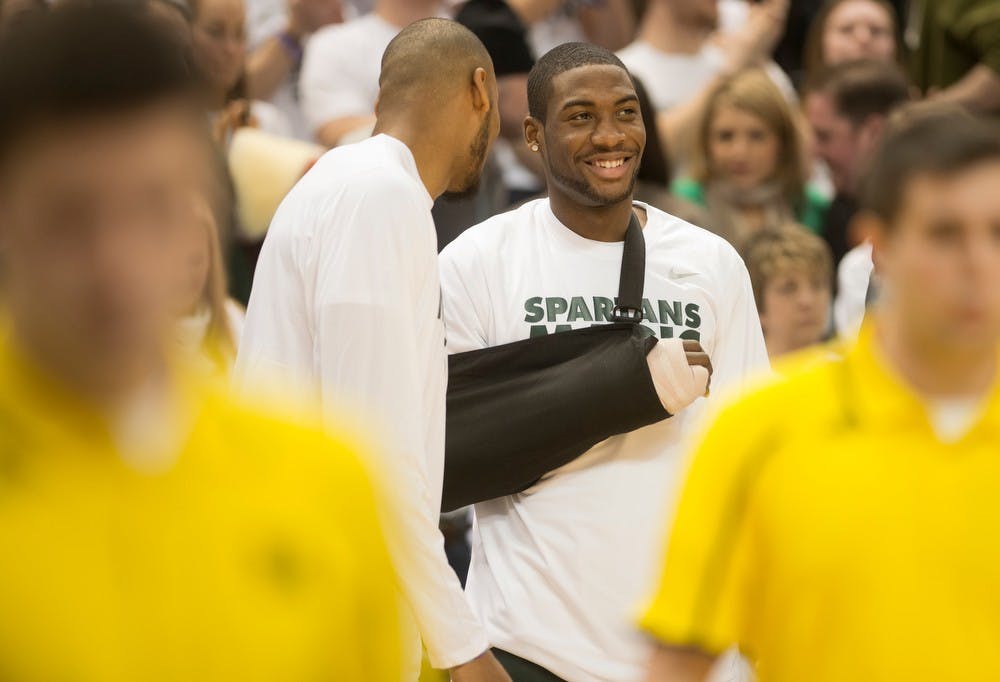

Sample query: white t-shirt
[439,199,769,682]
[233,133,489,671]
[617,40,797,111]
[299,13,399,138]
[834,241,874,339]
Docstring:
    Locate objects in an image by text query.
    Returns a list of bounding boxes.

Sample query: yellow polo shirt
[0,338,402,681]
[640,327,1000,682]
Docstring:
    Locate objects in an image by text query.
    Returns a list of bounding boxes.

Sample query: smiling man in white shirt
[235,18,509,682]
[439,43,768,682]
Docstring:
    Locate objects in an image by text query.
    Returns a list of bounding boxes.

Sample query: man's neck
[372,121,451,199]
[876,315,998,399]
[548,191,643,242]
[638,3,710,55]
[375,0,440,28]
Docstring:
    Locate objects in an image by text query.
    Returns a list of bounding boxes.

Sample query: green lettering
[680,329,701,342]
[658,300,683,325]
[641,298,658,324]
[554,324,573,334]
[659,326,674,339]
[529,325,549,337]
[593,297,615,322]
[684,303,702,328]
[546,297,568,321]
[524,297,544,323]
[567,296,594,322]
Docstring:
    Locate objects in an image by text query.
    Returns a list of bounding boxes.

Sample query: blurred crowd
[0,0,998,681]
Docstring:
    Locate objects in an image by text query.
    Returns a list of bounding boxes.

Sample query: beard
[443,115,492,201]
[549,158,640,208]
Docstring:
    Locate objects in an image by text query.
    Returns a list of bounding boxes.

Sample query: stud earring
[530,143,539,152]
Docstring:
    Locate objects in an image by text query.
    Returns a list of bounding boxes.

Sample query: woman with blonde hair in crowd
[803,0,900,82]
[673,68,829,245]
[173,192,245,375]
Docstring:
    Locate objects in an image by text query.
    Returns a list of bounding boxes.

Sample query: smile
[593,158,625,169]
[583,154,635,181]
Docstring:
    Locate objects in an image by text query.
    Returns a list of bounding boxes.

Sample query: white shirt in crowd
[834,241,875,339]
[233,133,489,673]
[617,40,797,111]
[439,199,769,682]
[299,12,399,140]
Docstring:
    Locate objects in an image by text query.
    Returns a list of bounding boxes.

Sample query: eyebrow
[559,94,639,111]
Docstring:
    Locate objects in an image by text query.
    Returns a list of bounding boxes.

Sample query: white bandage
[646,338,710,415]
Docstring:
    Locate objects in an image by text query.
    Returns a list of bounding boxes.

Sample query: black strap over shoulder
[611,210,645,324]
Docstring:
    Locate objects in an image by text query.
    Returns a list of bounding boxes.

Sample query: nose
[591,115,626,149]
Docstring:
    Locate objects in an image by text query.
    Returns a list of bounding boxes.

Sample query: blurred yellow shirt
[640,327,1000,682]
[0,338,402,682]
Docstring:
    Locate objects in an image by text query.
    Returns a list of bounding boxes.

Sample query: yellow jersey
[640,327,1000,682]
[0,338,402,682]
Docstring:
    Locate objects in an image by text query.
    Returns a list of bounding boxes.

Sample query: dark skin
[524,63,712,381]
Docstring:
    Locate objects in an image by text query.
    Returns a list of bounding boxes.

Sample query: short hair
[378,18,494,114]
[527,42,630,122]
[691,69,808,209]
[806,59,910,127]
[860,104,1000,224]
[0,2,200,164]
[802,0,901,83]
[741,226,834,312]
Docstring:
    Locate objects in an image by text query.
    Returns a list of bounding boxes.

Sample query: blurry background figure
[804,59,910,266]
[803,0,901,84]
[506,0,635,56]
[0,0,45,32]
[742,226,833,360]
[189,0,293,141]
[618,0,793,168]
[908,0,1000,114]
[0,5,403,680]
[630,76,713,229]
[300,0,441,147]
[244,0,343,140]
[676,69,827,245]
[172,191,245,375]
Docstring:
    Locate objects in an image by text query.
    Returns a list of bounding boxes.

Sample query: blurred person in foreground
[641,107,1000,682]
[804,59,910,268]
[0,4,402,681]
[439,42,767,682]
[235,18,510,682]
[741,227,833,361]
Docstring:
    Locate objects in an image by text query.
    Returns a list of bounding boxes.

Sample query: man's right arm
[645,646,715,682]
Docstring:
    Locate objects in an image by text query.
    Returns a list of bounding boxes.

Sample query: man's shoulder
[644,202,742,264]
[298,142,425,205]
[440,198,545,263]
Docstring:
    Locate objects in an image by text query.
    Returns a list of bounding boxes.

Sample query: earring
[530,143,539,152]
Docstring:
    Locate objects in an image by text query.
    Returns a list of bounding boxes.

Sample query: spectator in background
[803,60,910,317]
[507,0,636,56]
[244,0,343,140]
[803,0,901,84]
[742,227,833,360]
[675,69,828,245]
[909,0,1000,114]
[0,6,404,679]
[189,0,293,140]
[299,0,440,147]
[172,193,246,375]
[619,0,793,167]
[0,0,44,30]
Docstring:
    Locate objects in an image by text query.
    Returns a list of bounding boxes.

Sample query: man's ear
[471,67,490,114]
[524,116,542,152]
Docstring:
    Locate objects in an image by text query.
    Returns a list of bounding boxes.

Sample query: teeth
[594,158,625,169]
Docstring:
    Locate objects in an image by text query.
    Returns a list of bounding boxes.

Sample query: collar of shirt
[842,324,1000,442]
[371,133,434,210]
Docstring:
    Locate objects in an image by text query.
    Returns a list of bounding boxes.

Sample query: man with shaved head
[236,18,507,682]
[439,42,766,681]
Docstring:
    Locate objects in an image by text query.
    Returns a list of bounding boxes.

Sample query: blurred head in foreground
[0,2,212,404]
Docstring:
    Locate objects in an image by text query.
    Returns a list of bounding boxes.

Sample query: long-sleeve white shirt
[439,199,769,682]
[234,133,489,672]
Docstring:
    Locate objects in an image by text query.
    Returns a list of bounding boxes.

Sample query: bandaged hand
[646,338,712,415]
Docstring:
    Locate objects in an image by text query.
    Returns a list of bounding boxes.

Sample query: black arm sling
[442,211,670,512]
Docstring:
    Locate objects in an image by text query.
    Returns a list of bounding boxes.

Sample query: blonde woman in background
[173,193,245,374]
[673,69,829,245]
